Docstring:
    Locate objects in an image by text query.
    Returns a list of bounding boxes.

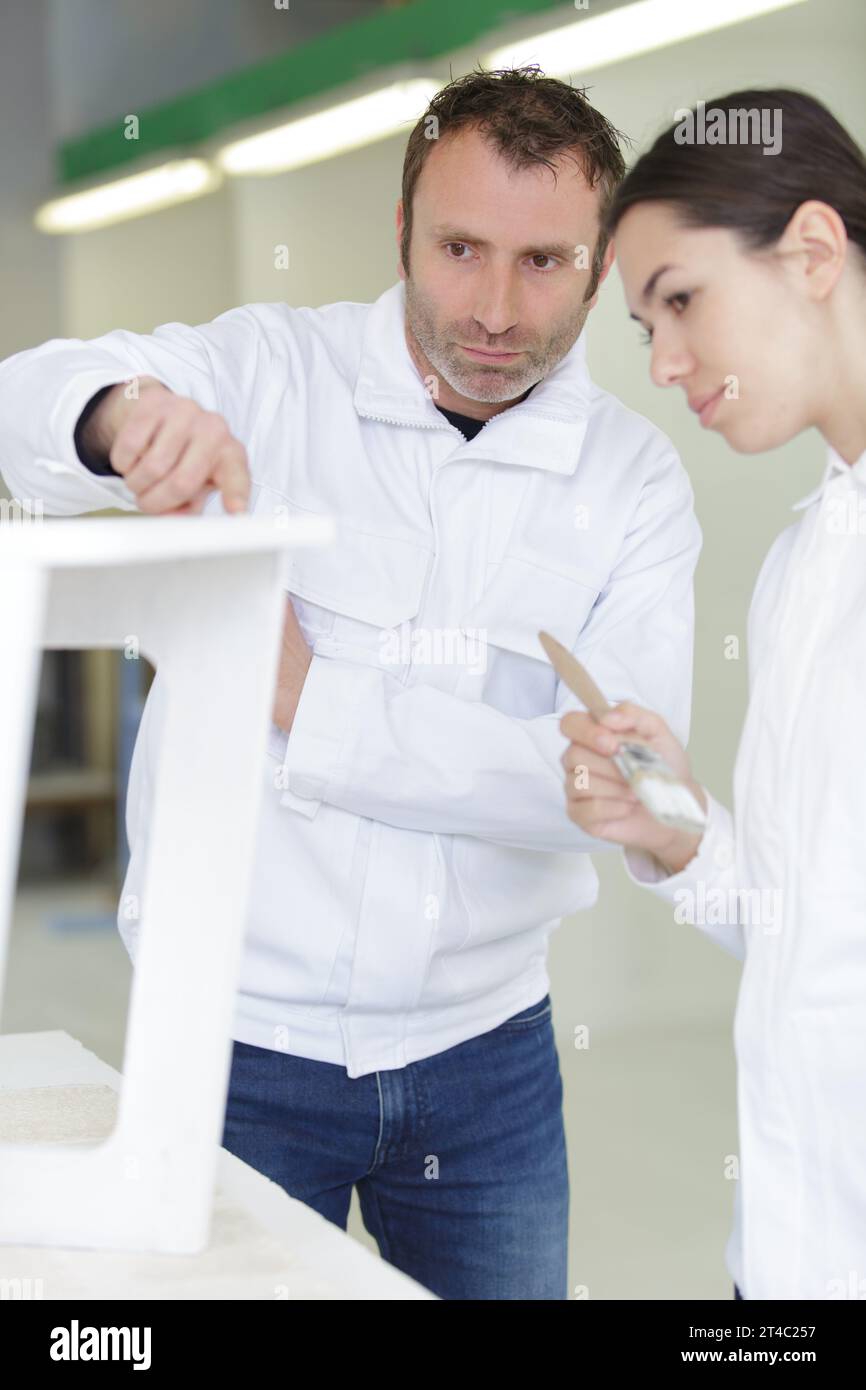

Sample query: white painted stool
[0,516,331,1255]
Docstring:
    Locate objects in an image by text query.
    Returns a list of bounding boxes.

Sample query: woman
[561,88,866,1301]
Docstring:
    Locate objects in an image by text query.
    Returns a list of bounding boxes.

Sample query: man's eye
[529,254,557,270]
[639,327,653,346]
[445,243,471,260]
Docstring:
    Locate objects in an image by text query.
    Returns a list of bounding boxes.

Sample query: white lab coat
[0,279,701,1078]
[626,445,866,1300]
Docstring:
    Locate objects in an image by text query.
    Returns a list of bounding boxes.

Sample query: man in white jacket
[0,68,702,1299]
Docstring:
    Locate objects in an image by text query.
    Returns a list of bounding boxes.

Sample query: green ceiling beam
[58,0,565,185]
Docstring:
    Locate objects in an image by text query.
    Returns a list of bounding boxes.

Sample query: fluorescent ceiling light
[487,0,809,76]
[35,159,220,233]
[218,77,440,175]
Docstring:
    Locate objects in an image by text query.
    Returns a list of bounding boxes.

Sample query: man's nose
[472,270,521,339]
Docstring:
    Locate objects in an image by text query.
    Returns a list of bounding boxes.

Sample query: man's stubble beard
[403,273,592,405]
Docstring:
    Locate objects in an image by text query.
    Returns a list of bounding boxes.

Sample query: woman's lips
[700,390,724,427]
[460,345,523,363]
[690,386,725,427]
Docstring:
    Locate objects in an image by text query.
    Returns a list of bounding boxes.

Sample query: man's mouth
[460,345,524,363]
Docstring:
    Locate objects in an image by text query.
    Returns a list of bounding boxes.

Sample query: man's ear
[396,199,406,282]
[586,238,616,311]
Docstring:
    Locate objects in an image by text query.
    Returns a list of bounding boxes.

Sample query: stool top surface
[0,516,334,568]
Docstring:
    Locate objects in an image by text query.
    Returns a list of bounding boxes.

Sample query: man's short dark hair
[401,64,627,299]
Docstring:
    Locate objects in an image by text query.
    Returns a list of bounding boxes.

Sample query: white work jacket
[626,444,866,1300]
[0,280,700,1079]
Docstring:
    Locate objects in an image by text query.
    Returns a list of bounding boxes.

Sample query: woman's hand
[559,700,707,874]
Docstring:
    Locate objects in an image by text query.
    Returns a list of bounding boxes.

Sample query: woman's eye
[667,291,691,312]
[637,291,691,345]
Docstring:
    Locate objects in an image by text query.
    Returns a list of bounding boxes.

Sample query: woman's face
[614,202,818,453]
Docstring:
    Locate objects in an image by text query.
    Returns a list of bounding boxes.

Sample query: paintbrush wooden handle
[562,660,612,721]
[538,629,653,748]
[537,630,612,720]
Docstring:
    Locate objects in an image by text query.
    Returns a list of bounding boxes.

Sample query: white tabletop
[0,1030,436,1301]
[0,515,334,567]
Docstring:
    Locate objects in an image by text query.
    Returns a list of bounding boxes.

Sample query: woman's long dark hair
[604,88,866,262]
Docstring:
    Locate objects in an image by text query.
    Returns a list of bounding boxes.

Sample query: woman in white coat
[561,88,866,1301]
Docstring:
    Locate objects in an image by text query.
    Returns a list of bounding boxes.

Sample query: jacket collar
[353,279,595,475]
[791,442,866,511]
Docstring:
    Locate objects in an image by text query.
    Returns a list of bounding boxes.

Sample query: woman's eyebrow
[640,263,681,302]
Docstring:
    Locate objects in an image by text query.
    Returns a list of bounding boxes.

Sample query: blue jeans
[220,992,569,1299]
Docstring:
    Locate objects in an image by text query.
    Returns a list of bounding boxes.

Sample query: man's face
[397,127,611,412]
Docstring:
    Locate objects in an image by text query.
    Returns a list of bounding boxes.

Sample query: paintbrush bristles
[614,742,707,835]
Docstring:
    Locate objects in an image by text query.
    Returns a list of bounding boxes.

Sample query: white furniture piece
[0,517,336,1257]
[0,1030,436,1299]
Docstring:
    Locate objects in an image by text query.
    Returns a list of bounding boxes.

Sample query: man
[0,67,701,1300]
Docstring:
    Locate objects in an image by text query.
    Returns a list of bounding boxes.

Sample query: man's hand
[272,597,313,733]
[81,375,251,515]
[559,701,707,874]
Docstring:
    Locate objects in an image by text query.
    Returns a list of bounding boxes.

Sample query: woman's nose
[650,336,694,389]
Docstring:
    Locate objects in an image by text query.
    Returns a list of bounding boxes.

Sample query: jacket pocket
[456,556,601,713]
[251,482,432,678]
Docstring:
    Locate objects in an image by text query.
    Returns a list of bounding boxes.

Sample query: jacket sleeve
[0,305,267,515]
[276,463,702,854]
[622,793,746,961]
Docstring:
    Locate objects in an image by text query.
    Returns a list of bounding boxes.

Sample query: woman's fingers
[559,711,621,765]
[561,740,627,784]
[598,700,668,742]
[560,703,697,852]
[566,772,638,810]
[565,793,643,840]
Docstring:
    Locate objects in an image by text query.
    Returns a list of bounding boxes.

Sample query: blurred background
[1,0,859,1299]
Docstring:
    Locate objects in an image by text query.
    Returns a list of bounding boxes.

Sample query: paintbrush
[538,630,707,836]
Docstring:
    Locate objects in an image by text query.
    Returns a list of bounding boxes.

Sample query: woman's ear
[776,199,848,301]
